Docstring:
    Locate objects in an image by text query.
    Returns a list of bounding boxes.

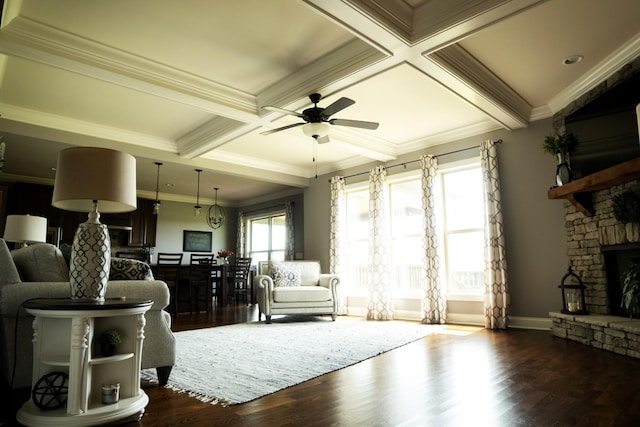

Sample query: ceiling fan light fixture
[302,122,330,139]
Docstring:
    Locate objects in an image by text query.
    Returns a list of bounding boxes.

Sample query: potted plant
[612,189,640,224]
[621,257,640,319]
[100,329,122,356]
[543,132,578,186]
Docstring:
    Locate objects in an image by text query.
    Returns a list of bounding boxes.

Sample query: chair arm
[255,274,274,305]
[319,274,339,290]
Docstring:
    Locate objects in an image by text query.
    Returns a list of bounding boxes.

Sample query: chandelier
[194,169,202,217]
[207,187,225,229]
[153,162,162,215]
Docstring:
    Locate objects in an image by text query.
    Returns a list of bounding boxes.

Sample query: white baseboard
[342,307,551,330]
[508,316,551,330]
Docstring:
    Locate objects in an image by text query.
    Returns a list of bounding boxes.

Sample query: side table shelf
[16,298,152,427]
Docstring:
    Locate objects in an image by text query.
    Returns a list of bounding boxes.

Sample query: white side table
[17,298,152,427]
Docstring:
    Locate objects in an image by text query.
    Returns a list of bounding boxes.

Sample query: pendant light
[153,162,162,215]
[207,187,225,229]
[194,169,202,217]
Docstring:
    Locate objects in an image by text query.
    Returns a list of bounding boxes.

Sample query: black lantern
[558,266,588,315]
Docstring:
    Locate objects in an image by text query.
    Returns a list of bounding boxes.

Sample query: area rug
[142,316,440,406]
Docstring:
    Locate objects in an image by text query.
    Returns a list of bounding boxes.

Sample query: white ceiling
[0,0,639,207]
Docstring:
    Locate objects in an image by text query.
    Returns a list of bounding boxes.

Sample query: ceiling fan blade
[321,97,355,118]
[263,106,305,119]
[330,118,379,130]
[317,135,330,144]
[259,122,305,135]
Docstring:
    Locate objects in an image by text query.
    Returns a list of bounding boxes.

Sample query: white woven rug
[142,316,440,405]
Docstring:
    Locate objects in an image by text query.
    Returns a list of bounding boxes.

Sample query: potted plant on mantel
[543,132,578,186]
[621,257,640,319]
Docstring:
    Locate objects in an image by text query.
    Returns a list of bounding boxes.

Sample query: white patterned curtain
[329,176,348,315]
[420,155,446,324]
[367,166,393,320]
[284,201,294,260]
[236,211,246,257]
[480,139,509,329]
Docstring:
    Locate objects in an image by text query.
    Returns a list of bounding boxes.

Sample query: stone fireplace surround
[549,57,640,359]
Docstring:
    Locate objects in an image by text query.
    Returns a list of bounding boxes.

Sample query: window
[440,165,485,297]
[389,178,424,295]
[247,213,286,265]
[342,159,484,302]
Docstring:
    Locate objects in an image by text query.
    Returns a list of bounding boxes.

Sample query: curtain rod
[333,139,503,182]
[241,202,289,216]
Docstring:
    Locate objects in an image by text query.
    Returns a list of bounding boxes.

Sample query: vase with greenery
[543,132,578,186]
[621,257,640,319]
[100,329,122,356]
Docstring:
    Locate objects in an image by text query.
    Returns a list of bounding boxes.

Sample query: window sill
[447,293,483,302]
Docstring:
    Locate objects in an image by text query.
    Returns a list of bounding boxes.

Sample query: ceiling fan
[260,93,379,143]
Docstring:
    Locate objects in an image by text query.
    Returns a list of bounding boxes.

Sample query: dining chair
[188,253,215,314]
[155,253,184,316]
[228,257,252,305]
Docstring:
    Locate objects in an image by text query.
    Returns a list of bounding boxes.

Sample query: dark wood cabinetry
[5,182,156,247]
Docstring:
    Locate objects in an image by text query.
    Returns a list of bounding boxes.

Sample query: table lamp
[3,214,47,248]
[52,147,137,300]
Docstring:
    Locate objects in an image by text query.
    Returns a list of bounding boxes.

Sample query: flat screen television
[565,71,640,179]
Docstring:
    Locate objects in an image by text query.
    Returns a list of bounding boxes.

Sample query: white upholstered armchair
[254,261,339,323]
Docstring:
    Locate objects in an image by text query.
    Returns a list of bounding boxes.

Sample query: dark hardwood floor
[7,304,640,426]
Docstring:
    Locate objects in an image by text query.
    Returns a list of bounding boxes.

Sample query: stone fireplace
[563,181,640,315]
[549,57,640,359]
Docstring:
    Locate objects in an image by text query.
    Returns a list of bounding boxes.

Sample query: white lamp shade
[52,147,137,213]
[3,215,47,243]
[302,122,330,138]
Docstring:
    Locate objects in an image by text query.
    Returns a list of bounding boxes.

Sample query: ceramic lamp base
[69,219,110,300]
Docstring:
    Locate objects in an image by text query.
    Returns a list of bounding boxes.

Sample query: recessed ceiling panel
[1,57,213,139]
[19,0,356,94]
[319,64,491,143]
[460,0,640,107]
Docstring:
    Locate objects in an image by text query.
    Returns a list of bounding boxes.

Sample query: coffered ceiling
[0,0,638,206]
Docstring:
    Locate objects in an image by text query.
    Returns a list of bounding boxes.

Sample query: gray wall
[303,118,569,320]
[153,199,237,264]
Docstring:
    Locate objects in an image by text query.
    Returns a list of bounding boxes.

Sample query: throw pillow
[0,239,21,286]
[109,258,154,280]
[11,243,69,282]
[270,262,302,287]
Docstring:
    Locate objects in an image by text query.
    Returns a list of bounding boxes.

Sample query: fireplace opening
[603,243,640,316]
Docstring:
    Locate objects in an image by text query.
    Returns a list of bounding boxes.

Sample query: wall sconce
[194,169,202,217]
[207,187,225,229]
[559,266,588,314]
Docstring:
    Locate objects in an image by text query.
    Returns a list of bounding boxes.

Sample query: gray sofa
[0,239,175,390]
[255,260,339,323]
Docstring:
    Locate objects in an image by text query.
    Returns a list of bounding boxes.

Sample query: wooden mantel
[548,157,640,216]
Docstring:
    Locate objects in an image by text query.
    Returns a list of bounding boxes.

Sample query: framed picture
[183,230,212,252]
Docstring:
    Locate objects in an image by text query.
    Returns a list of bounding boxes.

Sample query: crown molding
[0,16,258,121]
[257,38,387,113]
[0,102,177,152]
[399,121,503,155]
[427,44,530,129]
[177,117,251,158]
